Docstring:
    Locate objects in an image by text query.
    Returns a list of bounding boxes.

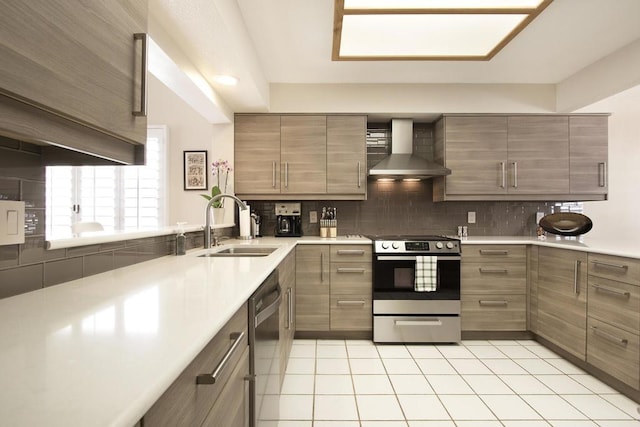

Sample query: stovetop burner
[372,235,458,242]
[372,235,461,254]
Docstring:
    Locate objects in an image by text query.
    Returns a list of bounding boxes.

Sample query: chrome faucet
[204,194,248,248]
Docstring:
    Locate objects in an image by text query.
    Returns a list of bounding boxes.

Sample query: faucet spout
[204,194,248,248]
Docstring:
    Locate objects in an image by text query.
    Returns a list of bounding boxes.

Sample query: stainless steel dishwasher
[248,271,281,427]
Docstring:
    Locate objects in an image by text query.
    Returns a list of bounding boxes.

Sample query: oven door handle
[376,255,461,261]
[395,319,443,327]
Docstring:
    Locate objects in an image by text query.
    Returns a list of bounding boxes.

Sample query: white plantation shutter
[46,126,167,235]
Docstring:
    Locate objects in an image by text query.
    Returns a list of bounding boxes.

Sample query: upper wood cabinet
[235,114,367,200]
[433,114,608,202]
[0,0,148,164]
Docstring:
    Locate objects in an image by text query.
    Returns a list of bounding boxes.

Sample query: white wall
[148,75,234,227]
[581,85,640,242]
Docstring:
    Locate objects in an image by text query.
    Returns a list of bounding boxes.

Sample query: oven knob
[446,242,454,249]
[392,242,400,249]
[381,242,389,249]
[435,242,444,249]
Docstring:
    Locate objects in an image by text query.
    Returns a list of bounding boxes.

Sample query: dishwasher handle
[254,284,282,328]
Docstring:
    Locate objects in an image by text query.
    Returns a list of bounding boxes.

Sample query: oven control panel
[374,239,460,254]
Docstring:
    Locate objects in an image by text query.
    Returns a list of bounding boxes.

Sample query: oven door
[373,254,460,300]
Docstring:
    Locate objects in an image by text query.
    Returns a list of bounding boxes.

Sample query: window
[46,126,168,235]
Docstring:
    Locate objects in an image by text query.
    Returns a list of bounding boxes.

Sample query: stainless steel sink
[197,246,278,258]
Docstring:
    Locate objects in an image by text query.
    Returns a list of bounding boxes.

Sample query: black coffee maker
[275,202,302,237]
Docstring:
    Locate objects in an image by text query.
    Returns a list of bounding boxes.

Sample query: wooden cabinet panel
[537,247,587,359]
[330,244,372,262]
[331,296,373,331]
[295,245,330,331]
[144,304,248,426]
[570,116,608,194]
[588,275,640,334]
[278,251,296,385]
[0,0,148,146]
[461,294,527,331]
[462,245,527,263]
[281,115,327,194]
[587,317,640,389]
[461,262,526,295]
[234,115,281,194]
[507,116,570,194]
[588,253,640,284]
[327,115,366,195]
[528,246,539,333]
[443,116,508,195]
[330,257,372,331]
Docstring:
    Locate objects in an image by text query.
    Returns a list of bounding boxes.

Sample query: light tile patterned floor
[268,339,640,427]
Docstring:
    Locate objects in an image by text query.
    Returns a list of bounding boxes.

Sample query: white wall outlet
[310,211,318,224]
[536,212,545,224]
[467,211,476,224]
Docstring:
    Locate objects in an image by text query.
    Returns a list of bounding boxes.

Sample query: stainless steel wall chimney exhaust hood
[368,118,451,179]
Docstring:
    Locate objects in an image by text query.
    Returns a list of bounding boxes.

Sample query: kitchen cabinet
[528,246,539,333]
[295,245,330,331]
[235,114,367,200]
[143,303,249,426]
[278,250,296,386]
[0,0,148,164]
[433,114,608,202]
[537,247,587,360]
[586,253,640,388]
[461,245,527,331]
[330,245,373,331]
[295,244,372,333]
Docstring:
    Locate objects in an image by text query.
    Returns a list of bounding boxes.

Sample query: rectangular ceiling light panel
[334,0,553,60]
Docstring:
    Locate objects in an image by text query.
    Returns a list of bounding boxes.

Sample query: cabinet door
[570,116,608,194]
[330,260,373,331]
[327,115,366,195]
[507,116,569,194]
[281,115,327,194]
[278,251,296,386]
[537,247,587,359]
[295,245,330,331]
[0,0,148,145]
[202,348,249,427]
[443,116,508,195]
[235,115,281,194]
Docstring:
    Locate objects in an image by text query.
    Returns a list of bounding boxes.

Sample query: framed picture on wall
[183,150,208,190]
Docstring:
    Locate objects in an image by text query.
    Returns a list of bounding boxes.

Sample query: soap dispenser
[176,222,187,255]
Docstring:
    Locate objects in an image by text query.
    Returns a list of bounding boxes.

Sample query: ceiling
[150,0,640,112]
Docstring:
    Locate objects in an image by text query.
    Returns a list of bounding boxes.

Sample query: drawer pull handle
[395,319,442,327]
[592,260,629,271]
[478,267,508,274]
[591,326,628,347]
[479,250,509,255]
[337,249,366,255]
[337,267,366,274]
[479,300,508,307]
[197,331,245,385]
[337,300,366,306]
[591,284,631,298]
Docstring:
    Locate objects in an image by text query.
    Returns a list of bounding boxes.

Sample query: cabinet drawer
[144,304,248,426]
[461,262,526,294]
[330,245,372,262]
[587,317,640,388]
[330,296,372,331]
[462,245,526,263]
[462,294,526,331]
[588,253,640,284]
[588,275,640,334]
[330,262,372,295]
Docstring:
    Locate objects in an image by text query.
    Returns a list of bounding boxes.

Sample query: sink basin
[197,246,278,258]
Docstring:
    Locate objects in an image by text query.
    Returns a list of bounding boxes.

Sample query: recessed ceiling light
[213,75,238,86]
[333,0,553,61]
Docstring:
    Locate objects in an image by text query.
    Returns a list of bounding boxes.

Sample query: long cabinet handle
[511,162,518,188]
[479,300,508,307]
[337,249,366,255]
[395,319,442,327]
[574,260,581,294]
[132,33,148,117]
[320,252,324,282]
[286,288,292,330]
[591,283,631,298]
[500,162,506,189]
[337,267,366,274]
[598,162,607,188]
[479,249,509,256]
[337,300,366,306]
[357,161,361,188]
[591,326,628,347]
[478,267,508,274]
[591,260,629,270]
[284,162,289,189]
[196,331,245,384]
[272,161,276,188]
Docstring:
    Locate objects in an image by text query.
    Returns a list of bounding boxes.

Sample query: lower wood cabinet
[587,317,639,388]
[537,247,588,360]
[143,304,249,427]
[295,245,330,331]
[278,250,296,386]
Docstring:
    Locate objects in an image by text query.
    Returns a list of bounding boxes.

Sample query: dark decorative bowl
[539,212,593,236]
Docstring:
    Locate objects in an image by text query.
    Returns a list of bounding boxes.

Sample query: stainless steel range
[372,235,461,343]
